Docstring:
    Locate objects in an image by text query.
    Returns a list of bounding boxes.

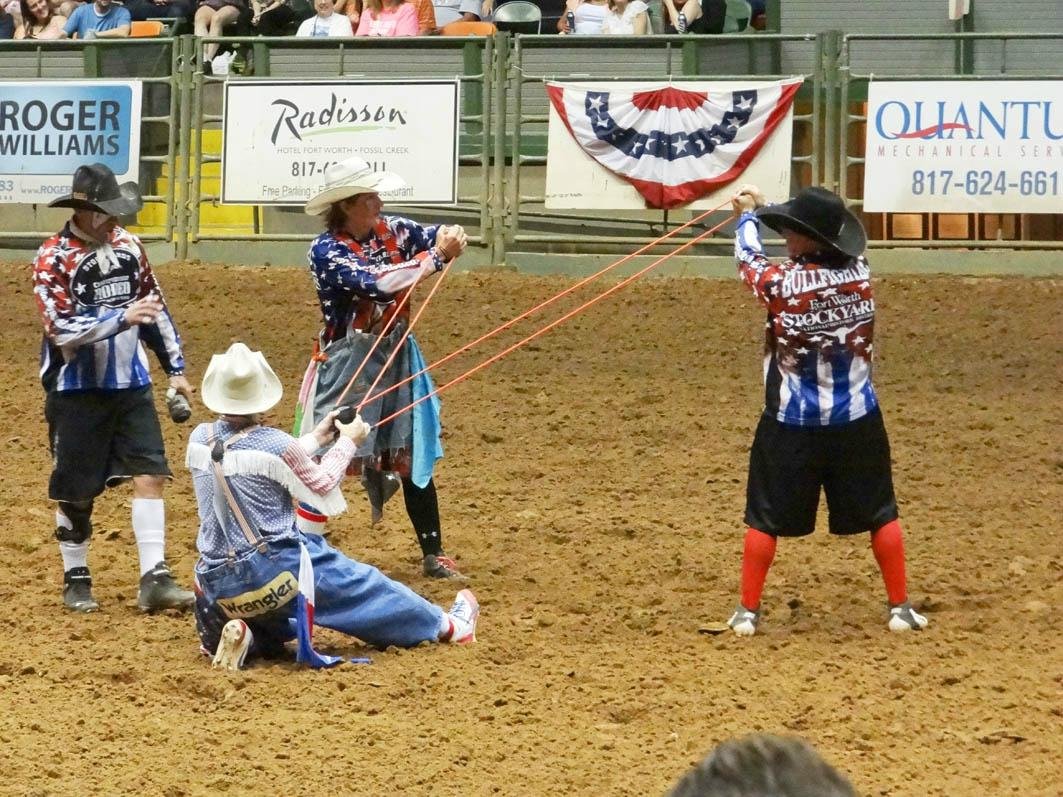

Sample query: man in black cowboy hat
[724,183,928,636]
[32,162,195,614]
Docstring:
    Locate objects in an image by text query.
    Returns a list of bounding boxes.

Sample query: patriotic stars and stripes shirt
[307,215,444,344]
[734,211,879,427]
[33,222,185,393]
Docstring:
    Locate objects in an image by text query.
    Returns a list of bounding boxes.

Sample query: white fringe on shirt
[186,443,348,517]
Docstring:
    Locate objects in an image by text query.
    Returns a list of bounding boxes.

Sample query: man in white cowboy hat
[190,342,479,669]
[32,162,195,614]
[724,184,928,636]
[294,155,470,579]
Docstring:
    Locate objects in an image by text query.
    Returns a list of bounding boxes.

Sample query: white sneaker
[727,605,760,637]
[212,619,253,670]
[446,589,479,644]
[888,602,929,632]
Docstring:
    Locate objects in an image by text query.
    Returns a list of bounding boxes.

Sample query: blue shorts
[194,532,444,658]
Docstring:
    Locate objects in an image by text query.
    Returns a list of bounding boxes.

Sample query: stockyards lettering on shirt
[736,216,880,427]
[217,571,299,618]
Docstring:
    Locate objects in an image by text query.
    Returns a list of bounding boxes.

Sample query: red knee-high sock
[740,527,777,611]
[871,519,908,605]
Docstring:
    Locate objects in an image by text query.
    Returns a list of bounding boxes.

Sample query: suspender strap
[208,423,267,553]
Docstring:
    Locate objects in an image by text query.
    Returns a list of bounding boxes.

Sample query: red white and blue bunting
[546,79,803,210]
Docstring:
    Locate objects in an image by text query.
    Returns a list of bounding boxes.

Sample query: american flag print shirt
[33,222,185,393]
[734,212,879,427]
[307,216,443,343]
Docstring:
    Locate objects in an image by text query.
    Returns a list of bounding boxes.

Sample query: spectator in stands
[124,0,193,24]
[557,0,609,34]
[0,3,14,38]
[667,734,857,797]
[660,0,723,33]
[194,0,245,62]
[431,0,481,25]
[600,0,647,34]
[15,0,65,37]
[250,0,296,34]
[355,0,416,35]
[338,0,433,33]
[60,0,130,37]
[296,0,351,34]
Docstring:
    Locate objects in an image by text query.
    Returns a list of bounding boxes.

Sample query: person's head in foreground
[666,734,857,797]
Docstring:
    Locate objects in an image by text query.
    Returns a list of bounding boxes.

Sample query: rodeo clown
[725,184,928,636]
[32,163,195,614]
[190,343,479,669]
[293,156,470,579]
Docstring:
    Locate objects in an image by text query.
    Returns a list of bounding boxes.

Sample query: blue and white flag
[547,79,802,209]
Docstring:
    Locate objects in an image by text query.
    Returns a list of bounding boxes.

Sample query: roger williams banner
[864,80,1063,213]
[222,80,458,205]
[0,81,142,204]
[546,78,801,210]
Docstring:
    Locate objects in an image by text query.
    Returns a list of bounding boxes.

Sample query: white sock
[132,498,166,576]
[57,510,89,572]
[296,504,328,537]
[438,612,455,642]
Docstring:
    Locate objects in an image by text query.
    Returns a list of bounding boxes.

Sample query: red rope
[360,201,731,409]
[372,212,736,429]
[355,258,455,412]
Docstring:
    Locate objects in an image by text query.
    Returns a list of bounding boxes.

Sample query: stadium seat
[130,20,165,37]
[440,19,498,35]
[722,0,751,32]
[493,0,541,33]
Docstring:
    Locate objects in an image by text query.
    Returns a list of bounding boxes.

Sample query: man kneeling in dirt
[190,342,479,669]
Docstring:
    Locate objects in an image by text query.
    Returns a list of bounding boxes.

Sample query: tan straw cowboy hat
[303,156,407,216]
[201,343,283,416]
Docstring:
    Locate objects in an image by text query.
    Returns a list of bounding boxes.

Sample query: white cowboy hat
[201,343,283,416]
[303,156,407,216]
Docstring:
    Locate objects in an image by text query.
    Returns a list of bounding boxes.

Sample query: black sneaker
[423,553,465,579]
[63,567,100,613]
[138,561,194,612]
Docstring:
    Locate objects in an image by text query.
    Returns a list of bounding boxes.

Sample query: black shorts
[743,410,899,537]
[45,386,172,502]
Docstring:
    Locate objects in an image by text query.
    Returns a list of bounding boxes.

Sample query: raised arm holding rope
[294,157,469,579]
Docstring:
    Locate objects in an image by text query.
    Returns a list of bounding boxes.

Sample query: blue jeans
[195,532,444,657]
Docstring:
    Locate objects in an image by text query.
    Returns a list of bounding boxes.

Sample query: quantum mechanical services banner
[864,81,1063,213]
[222,80,458,205]
[545,80,799,210]
[0,81,142,204]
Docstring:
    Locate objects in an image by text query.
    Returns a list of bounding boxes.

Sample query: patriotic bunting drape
[546,79,802,209]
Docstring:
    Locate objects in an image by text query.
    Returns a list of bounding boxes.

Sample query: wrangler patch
[218,572,298,618]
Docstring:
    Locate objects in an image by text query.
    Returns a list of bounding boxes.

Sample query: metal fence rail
[0,31,1060,260]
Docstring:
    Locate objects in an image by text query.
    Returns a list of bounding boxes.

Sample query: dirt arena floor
[0,259,1059,797]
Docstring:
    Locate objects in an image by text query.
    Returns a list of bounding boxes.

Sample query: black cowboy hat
[48,163,143,216]
[755,186,866,258]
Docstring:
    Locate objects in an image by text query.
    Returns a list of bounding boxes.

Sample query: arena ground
[0,260,1059,796]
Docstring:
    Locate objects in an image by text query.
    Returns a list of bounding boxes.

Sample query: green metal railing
[1,30,1060,260]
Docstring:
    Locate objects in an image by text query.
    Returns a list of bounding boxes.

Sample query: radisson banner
[0,81,143,204]
[863,80,1062,213]
[221,80,459,205]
